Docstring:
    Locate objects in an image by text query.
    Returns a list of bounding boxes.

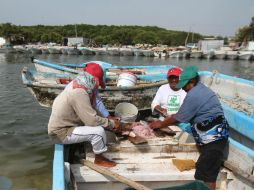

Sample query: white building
[0,37,6,46]
[198,40,224,51]
[65,37,89,46]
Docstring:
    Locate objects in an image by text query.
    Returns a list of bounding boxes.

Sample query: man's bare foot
[94,154,117,167]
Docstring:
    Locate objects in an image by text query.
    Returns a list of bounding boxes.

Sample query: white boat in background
[133,49,144,56]
[202,50,215,59]
[67,47,81,55]
[120,48,133,56]
[107,48,120,56]
[238,51,253,60]
[226,51,238,60]
[181,50,190,58]
[41,48,50,54]
[214,50,227,59]
[141,50,154,57]
[169,51,183,58]
[95,48,107,55]
[14,46,28,54]
[61,48,68,54]
[80,48,96,55]
[189,50,202,58]
[29,47,42,54]
[154,51,167,58]
[48,47,62,54]
[0,44,16,53]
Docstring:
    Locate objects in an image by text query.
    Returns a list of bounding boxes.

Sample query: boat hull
[22,67,167,111]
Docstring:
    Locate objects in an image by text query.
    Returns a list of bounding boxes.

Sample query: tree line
[235,17,254,44]
[0,23,205,46]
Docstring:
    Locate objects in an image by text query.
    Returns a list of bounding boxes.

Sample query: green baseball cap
[176,65,199,88]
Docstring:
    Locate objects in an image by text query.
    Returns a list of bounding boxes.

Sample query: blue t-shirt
[174,82,228,145]
[174,82,223,124]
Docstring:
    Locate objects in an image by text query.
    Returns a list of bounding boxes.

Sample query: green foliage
[235,17,254,42]
[0,23,203,46]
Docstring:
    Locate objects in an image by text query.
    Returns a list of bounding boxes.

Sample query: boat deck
[70,134,200,189]
[63,130,254,190]
[71,152,196,182]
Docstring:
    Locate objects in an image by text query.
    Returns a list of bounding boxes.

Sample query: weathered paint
[53,144,65,190]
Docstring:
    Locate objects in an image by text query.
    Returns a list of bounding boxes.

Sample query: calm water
[0,53,254,190]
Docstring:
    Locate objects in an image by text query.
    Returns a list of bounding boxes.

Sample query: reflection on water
[0,53,253,189]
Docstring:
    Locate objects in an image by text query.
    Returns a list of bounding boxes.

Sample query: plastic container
[115,102,138,122]
[117,72,137,87]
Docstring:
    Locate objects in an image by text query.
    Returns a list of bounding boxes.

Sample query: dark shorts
[194,138,228,182]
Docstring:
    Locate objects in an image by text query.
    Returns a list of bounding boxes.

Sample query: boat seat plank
[70,152,196,183]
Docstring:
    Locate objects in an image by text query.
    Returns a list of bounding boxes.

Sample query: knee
[95,126,105,136]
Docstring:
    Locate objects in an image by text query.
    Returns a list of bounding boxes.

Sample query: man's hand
[149,120,163,129]
[108,115,120,121]
[108,118,121,133]
[160,109,168,117]
[154,106,168,117]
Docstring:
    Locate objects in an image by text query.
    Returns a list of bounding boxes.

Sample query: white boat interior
[68,130,253,190]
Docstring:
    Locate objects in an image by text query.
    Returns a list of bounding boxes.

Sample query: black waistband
[196,115,224,131]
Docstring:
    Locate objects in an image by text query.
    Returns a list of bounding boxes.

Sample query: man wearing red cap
[151,67,186,118]
[83,63,106,89]
[48,63,120,167]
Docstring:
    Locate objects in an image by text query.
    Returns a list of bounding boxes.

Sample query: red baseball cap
[167,67,182,78]
[83,63,106,89]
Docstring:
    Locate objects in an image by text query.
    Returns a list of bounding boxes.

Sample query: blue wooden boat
[48,70,254,190]
[22,67,254,143]
[52,137,254,190]
[32,58,174,77]
[22,67,169,112]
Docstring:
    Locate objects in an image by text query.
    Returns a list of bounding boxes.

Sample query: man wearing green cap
[149,65,229,190]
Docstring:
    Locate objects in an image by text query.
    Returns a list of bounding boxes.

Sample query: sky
[1,0,254,37]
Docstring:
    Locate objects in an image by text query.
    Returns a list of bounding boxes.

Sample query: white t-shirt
[151,84,187,115]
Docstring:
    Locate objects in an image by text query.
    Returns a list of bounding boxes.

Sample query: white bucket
[115,102,138,122]
[117,72,137,87]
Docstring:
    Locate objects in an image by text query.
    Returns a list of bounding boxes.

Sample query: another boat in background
[21,67,169,111]
[80,47,96,55]
[189,50,202,58]
[133,49,144,56]
[67,47,81,55]
[202,50,215,59]
[238,51,253,60]
[31,58,173,77]
[48,47,62,54]
[214,50,227,59]
[142,50,154,57]
[226,51,238,60]
[169,51,183,58]
[0,44,16,53]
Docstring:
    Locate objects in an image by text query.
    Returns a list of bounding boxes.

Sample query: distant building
[63,37,89,46]
[0,37,6,46]
[198,40,224,51]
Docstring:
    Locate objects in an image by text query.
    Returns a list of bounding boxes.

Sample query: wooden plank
[223,161,254,183]
[80,159,152,190]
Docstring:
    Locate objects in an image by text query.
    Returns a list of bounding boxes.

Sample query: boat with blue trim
[21,62,254,190]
